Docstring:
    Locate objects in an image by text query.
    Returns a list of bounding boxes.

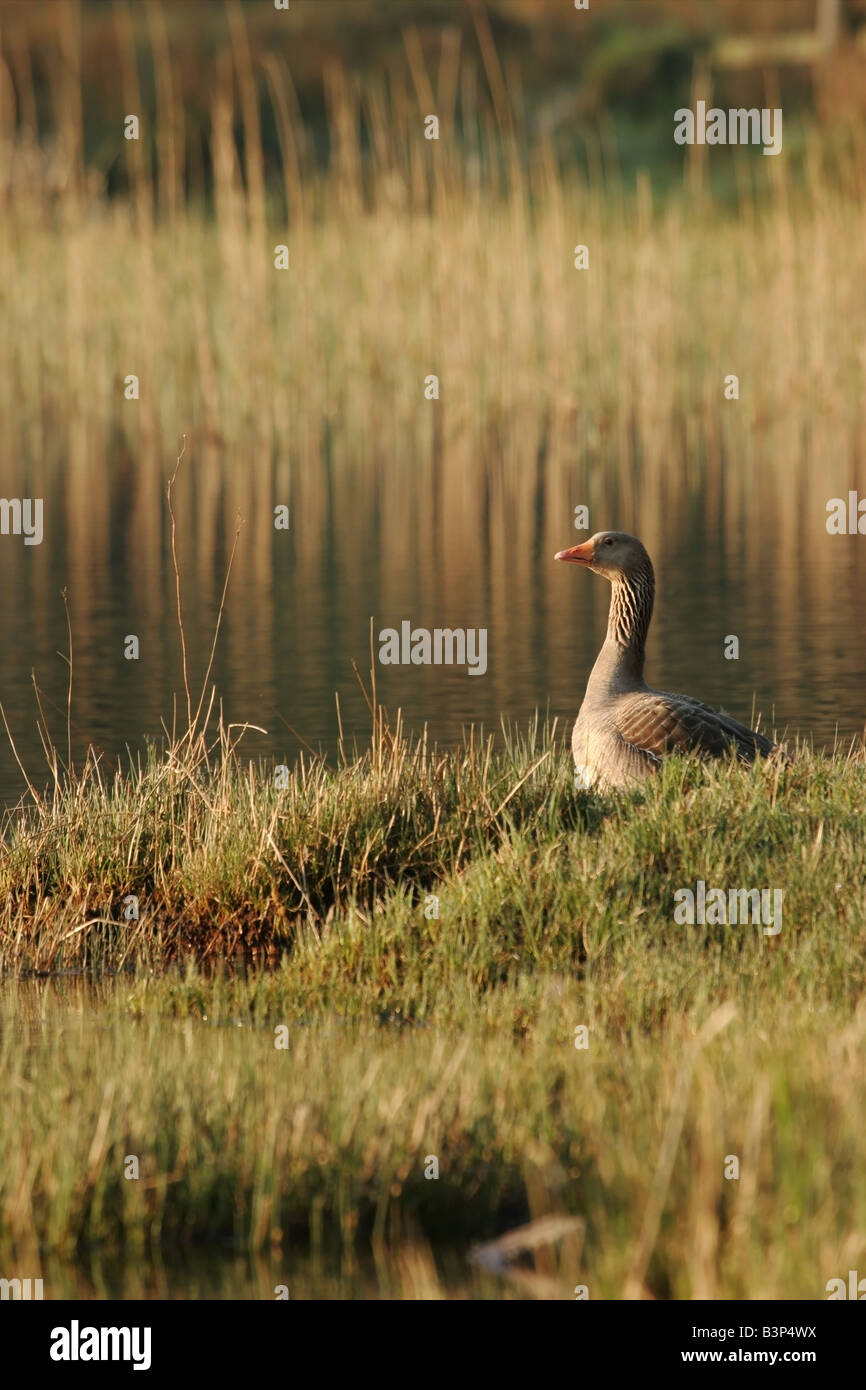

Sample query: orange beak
[555,541,594,565]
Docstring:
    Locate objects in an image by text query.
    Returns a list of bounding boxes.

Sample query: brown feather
[558,531,783,791]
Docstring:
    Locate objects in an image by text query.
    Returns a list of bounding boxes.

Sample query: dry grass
[1,8,866,614]
[2,729,865,1298]
[2,3,866,1299]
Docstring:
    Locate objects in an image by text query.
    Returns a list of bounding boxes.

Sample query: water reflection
[1,422,864,807]
[1,978,521,1301]
[26,1246,507,1301]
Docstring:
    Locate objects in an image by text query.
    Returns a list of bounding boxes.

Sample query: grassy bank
[3,2,866,1302]
[2,717,865,1297]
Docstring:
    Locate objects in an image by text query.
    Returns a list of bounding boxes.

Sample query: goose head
[555,531,652,583]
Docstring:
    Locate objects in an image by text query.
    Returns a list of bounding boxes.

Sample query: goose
[555,531,780,790]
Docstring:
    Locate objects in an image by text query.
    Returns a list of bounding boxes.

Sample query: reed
[2,2,866,1299]
[2,10,865,761]
[2,733,865,1294]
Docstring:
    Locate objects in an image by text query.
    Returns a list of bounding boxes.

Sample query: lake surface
[1,425,864,807]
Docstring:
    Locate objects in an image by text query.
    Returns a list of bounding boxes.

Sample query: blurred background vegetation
[3,0,866,205]
[2,0,866,793]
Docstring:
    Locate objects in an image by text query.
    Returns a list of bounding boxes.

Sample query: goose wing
[614,689,776,763]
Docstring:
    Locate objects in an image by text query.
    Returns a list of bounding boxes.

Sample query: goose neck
[604,569,654,675]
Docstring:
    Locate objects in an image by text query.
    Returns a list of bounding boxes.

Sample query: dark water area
[0,977,496,1301]
[1,435,865,808]
[9,1242,481,1302]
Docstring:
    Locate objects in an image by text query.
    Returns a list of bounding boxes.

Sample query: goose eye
[604,537,614,546]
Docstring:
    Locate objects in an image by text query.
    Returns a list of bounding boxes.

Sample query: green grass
[2,1,865,1301]
[2,714,865,1297]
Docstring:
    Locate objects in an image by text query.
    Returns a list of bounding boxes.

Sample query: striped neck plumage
[606,562,655,668]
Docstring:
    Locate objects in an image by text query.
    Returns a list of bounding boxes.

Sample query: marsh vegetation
[1,0,865,1299]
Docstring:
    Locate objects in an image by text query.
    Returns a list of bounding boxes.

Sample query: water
[8,1245,490,1302]
[1,432,864,807]
[0,977,512,1301]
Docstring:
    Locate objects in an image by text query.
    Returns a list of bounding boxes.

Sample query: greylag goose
[555,531,778,790]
